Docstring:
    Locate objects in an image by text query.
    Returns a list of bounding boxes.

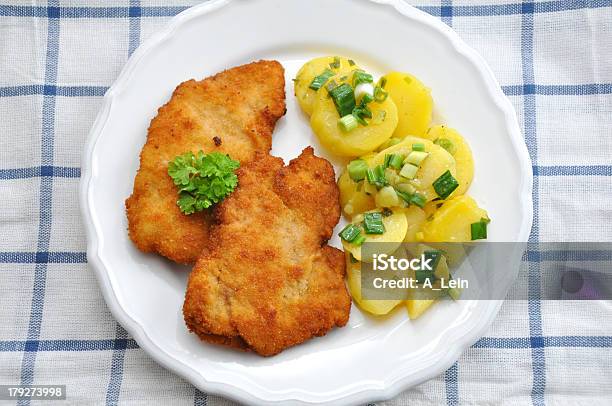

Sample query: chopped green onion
[396,189,412,204]
[366,168,377,185]
[374,85,388,102]
[383,154,392,169]
[434,138,457,155]
[366,168,376,185]
[388,154,405,169]
[370,165,385,187]
[352,104,372,126]
[339,223,361,242]
[348,159,368,182]
[470,218,488,240]
[399,163,419,179]
[366,165,387,188]
[309,69,335,91]
[432,170,459,199]
[329,83,356,117]
[353,70,374,87]
[361,93,374,105]
[338,114,358,132]
[348,59,356,66]
[352,113,368,126]
[423,250,442,270]
[405,151,429,166]
[379,77,387,88]
[410,193,427,208]
[329,56,341,69]
[395,182,416,195]
[364,212,385,234]
[412,143,425,152]
[353,235,366,246]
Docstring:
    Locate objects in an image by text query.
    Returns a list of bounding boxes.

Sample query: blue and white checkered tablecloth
[1,0,611,404]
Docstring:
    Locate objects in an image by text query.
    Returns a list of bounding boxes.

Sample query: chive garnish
[396,190,412,204]
[383,154,393,169]
[338,114,358,132]
[409,193,427,208]
[353,70,374,87]
[470,218,489,240]
[412,143,425,152]
[328,83,356,117]
[339,224,361,242]
[434,138,457,155]
[364,212,385,234]
[374,85,388,102]
[329,56,341,69]
[309,69,335,91]
[348,159,368,182]
[353,235,367,246]
[388,154,405,170]
[361,93,374,105]
[423,250,442,270]
[432,170,459,199]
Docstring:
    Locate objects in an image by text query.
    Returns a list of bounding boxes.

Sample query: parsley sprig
[168,151,239,215]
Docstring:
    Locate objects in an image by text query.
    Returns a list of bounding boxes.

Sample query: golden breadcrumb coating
[183,148,350,356]
[126,60,286,264]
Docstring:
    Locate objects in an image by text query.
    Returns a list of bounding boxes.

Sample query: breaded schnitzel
[183,148,351,356]
[126,61,286,264]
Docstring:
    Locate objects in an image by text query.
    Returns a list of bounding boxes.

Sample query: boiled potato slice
[342,210,408,262]
[371,136,457,201]
[346,255,401,315]
[406,299,435,319]
[402,206,427,242]
[311,73,399,157]
[294,56,358,116]
[423,125,474,196]
[423,195,489,242]
[338,170,375,216]
[382,72,433,138]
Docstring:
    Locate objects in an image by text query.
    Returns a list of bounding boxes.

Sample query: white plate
[80,0,533,404]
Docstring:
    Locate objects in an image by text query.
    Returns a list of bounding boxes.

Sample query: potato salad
[294,56,490,319]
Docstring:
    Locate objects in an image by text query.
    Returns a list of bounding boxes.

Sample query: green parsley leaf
[168,151,240,215]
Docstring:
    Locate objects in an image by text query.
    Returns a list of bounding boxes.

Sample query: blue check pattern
[0,1,610,404]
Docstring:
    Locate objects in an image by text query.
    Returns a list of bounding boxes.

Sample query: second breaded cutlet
[126,60,286,264]
[183,147,351,356]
